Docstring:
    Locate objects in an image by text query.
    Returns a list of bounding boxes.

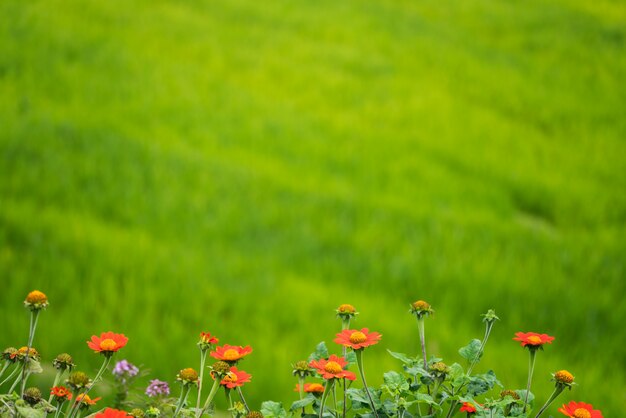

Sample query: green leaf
[345,351,357,367]
[290,396,316,412]
[261,401,287,418]
[309,342,329,362]
[15,405,46,418]
[467,370,501,396]
[25,359,43,374]
[458,339,482,364]
[387,350,415,365]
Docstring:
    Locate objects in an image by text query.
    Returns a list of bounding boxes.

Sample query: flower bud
[67,371,91,390]
[23,387,42,405]
[53,353,75,371]
[24,290,48,311]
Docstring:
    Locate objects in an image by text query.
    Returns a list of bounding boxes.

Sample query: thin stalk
[196,350,208,414]
[53,402,65,418]
[342,378,347,418]
[0,362,9,380]
[319,380,335,418]
[20,310,40,396]
[417,317,427,369]
[68,355,112,418]
[9,371,30,394]
[522,349,537,413]
[298,376,305,400]
[65,389,81,418]
[200,378,221,416]
[226,388,234,418]
[534,385,565,418]
[0,364,20,387]
[174,385,191,418]
[354,350,379,418]
[341,318,349,418]
[237,387,250,413]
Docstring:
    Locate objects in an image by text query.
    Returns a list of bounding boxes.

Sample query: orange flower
[513,332,554,348]
[75,393,101,406]
[199,332,219,345]
[309,354,356,381]
[210,344,253,363]
[220,366,251,389]
[334,328,382,350]
[24,290,48,310]
[94,408,131,418]
[50,386,72,401]
[459,402,477,413]
[294,383,325,393]
[558,401,603,418]
[87,332,128,355]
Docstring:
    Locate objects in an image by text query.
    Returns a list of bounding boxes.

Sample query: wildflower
[24,290,48,311]
[429,361,450,379]
[210,344,253,363]
[145,379,170,397]
[76,393,101,409]
[309,354,356,380]
[87,332,129,356]
[336,304,358,319]
[130,408,145,417]
[66,371,92,390]
[94,408,131,418]
[513,332,555,349]
[554,370,575,386]
[294,383,325,394]
[11,346,40,361]
[246,411,264,418]
[51,386,73,402]
[113,360,139,382]
[459,402,477,413]
[558,401,603,418]
[198,332,219,351]
[23,387,42,405]
[53,353,75,371]
[145,407,161,417]
[220,366,251,389]
[410,300,433,318]
[500,390,520,400]
[176,368,199,386]
[2,347,18,363]
[334,328,382,350]
[292,360,312,378]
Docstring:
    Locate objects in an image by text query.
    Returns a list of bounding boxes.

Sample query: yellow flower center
[527,335,542,345]
[26,290,48,304]
[223,349,240,360]
[573,409,591,418]
[338,304,356,313]
[223,371,238,383]
[349,331,367,344]
[324,361,342,374]
[555,370,574,384]
[99,339,118,351]
[412,300,430,310]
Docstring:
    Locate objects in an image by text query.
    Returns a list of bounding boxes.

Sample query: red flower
[210,344,253,363]
[199,332,219,345]
[459,402,477,413]
[513,332,554,348]
[309,354,357,381]
[294,383,325,393]
[94,408,131,418]
[334,328,382,350]
[558,401,603,418]
[87,332,128,355]
[50,386,72,401]
[75,393,101,406]
[220,366,251,389]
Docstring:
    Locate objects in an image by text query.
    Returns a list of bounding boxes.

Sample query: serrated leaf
[290,396,316,411]
[261,401,287,418]
[458,339,482,364]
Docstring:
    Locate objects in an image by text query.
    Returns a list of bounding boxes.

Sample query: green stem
[226,388,234,418]
[534,385,565,418]
[342,378,347,418]
[200,378,221,416]
[20,310,40,396]
[68,355,112,418]
[417,317,427,369]
[174,385,191,418]
[319,379,335,418]
[0,362,9,381]
[523,349,537,413]
[355,350,379,418]
[65,389,81,418]
[53,402,64,418]
[298,376,305,400]
[0,364,20,387]
[237,387,250,413]
[196,350,208,414]
[48,370,64,402]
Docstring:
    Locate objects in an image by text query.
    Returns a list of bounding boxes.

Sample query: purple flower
[146,379,170,397]
[112,360,139,382]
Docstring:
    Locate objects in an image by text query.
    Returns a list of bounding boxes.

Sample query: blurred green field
[1,0,625,416]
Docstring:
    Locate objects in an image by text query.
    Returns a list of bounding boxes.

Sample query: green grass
[1,0,625,415]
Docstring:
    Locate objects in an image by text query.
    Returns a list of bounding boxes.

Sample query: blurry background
[1,0,625,415]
